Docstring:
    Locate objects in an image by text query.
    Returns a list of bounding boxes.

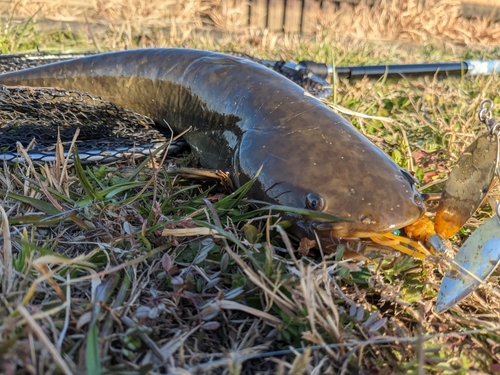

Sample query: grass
[1,0,500,374]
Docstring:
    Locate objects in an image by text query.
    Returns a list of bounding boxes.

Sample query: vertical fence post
[249,0,268,28]
[319,0,339,23]
[302,0,320,33]
[461,0,500,21]
[283,0,303,33]
[267,0,286,31]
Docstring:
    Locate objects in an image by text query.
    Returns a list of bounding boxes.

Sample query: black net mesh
[0,54,91,74]
[0,85,171,152]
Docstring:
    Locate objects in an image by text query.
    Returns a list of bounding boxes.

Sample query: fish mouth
[311,220,402,240]
[312,221,385,239]
[315,183,427,239]
[311,208,425,239]
[319,218,416,239]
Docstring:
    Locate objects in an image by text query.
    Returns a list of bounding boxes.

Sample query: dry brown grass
[1,0,500,45]
[325,0,500,45]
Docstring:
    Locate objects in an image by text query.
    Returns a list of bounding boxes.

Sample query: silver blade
[436,215,500,313]
[435,132,499,239]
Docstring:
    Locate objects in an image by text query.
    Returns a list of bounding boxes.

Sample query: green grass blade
[73,148,105,201]
[86,324,101,375]
[0,189,60,215]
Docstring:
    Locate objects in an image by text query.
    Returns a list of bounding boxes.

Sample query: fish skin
[0,48,425,239]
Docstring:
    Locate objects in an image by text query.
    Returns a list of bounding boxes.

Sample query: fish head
[238,107,426,240]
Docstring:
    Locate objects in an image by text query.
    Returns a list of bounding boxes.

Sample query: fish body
[0,48,425,239]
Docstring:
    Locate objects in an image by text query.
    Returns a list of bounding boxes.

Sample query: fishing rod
[262,59,500,80]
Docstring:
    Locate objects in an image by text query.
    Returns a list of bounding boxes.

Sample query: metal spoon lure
[434,99,500,312]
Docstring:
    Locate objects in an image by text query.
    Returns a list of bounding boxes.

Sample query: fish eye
[306,193,325,211]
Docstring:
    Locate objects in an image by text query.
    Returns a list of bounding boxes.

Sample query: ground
[1,1,500,374]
